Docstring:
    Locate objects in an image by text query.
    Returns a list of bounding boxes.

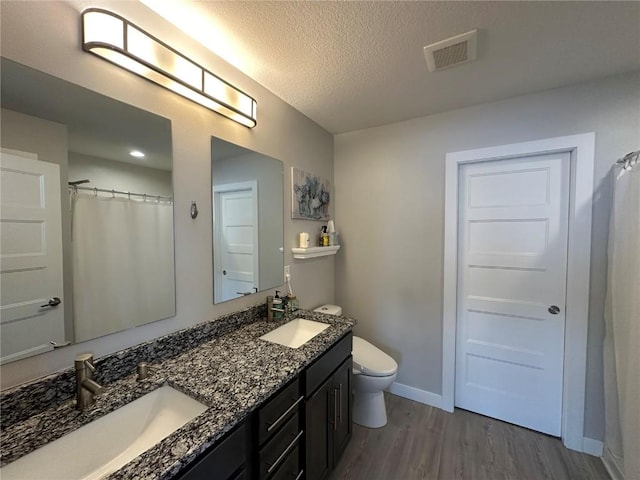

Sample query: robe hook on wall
[190,201,199,219]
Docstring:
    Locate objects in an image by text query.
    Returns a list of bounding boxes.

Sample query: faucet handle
[75,352,96,371]
[136,362,160,381]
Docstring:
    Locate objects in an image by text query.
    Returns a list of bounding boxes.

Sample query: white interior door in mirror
[213,181,259,303]
[455,152,570,436]
[0,150,65,363]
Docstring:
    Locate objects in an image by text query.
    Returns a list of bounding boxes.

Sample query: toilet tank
[313,304,342,316]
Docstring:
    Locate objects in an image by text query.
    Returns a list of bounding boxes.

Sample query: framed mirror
[211,137,284,304]
[0,58,175,363]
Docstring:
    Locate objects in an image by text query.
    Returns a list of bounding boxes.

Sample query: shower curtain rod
[69,184,173,202]
[616,150,639,170]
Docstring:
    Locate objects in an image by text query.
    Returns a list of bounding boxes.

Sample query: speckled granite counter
[0,306,355,479]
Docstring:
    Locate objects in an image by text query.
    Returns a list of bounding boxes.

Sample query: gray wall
[69,153,173,197]
[0,0,334,389]
[334,71,640,441]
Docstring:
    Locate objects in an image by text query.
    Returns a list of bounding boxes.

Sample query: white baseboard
[602,445,624,480]
[387,381,445,410]
[582,437,603,457]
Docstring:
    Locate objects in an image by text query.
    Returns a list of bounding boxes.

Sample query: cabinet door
[332,357,352,464]
[305,379,332,480]
[177,423,246,480]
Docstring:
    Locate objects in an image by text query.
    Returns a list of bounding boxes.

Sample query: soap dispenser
[273,291,284,320]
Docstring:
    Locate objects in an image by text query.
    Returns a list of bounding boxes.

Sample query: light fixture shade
[82,8,257,128]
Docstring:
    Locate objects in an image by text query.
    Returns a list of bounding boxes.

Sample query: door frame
[212,180,259,303]
[442,133,595,452]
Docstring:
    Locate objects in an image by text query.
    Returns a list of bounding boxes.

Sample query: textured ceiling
[143,1,640,134]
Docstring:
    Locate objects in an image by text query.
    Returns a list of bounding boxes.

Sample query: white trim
[442,133,595,452]
[582,437,604,457]
[0,147,38,160]
[388,382,445,410]
[602,445,624,480]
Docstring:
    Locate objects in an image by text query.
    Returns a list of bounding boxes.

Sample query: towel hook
[190,201,199,219]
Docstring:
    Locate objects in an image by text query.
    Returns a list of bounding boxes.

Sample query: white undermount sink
[260,318,330,348]
[1,385,207,480]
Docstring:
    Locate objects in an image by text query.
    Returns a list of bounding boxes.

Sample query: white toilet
[314,305,398,428]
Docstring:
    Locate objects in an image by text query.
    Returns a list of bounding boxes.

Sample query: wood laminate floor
[330,393,609,480]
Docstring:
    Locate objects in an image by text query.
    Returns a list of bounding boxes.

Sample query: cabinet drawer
[231,468,246,480]
[177,422,246,480]
[270,445,303,480]
[258,378,302,445]
[260,413,303,479]
[305,332,352,397]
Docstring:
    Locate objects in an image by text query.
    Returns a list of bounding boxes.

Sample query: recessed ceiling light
[130,150,145,158]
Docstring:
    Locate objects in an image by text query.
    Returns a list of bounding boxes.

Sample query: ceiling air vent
[424,29,477,72]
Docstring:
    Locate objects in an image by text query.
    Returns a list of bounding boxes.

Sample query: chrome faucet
[266,295,285,322]
[136,362,160,381]
[75,353,103,410]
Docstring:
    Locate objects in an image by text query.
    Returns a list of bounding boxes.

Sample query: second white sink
[0,385,207,480]
[260,318,330,348]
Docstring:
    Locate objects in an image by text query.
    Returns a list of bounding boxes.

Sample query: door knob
[41,297,61,308]
[548,305,560,315]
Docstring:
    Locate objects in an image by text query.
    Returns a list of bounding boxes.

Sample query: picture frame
[291,167,331,220]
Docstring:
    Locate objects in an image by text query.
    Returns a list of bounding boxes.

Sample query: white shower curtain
[72,194,175,342]
[603,164,640,480]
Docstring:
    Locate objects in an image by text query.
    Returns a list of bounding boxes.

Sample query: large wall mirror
[0,58,175,364]
[211,137,284,304]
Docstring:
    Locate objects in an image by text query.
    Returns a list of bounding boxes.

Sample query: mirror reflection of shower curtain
[72,194,175,342]
[603,165,639,480]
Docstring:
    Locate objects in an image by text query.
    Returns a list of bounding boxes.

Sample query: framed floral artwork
[291,167,330,220]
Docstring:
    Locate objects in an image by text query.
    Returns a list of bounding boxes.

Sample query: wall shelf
[291,245,340,259]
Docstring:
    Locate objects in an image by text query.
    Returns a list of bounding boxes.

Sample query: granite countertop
[0,308,355,480]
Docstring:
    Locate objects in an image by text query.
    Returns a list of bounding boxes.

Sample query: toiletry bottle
[273,291,284,320]
[286,293,299,313]
[320,226,329,246]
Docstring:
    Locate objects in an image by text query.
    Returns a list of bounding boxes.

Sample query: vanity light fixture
[81,8,257,128]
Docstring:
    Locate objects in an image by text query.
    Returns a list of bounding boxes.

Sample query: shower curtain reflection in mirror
[71,192,175,342]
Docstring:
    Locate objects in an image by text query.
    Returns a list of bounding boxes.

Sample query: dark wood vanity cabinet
[176,422,248,480]
[255,377,304,480]
[331,357,352,460]
[304,333,353,480]
[175,331,353,480]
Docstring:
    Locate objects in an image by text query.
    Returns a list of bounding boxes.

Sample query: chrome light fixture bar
[82,8,257,128]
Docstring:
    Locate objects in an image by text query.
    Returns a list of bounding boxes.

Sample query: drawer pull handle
[295,469,304,480]
[333,389,338,431]
[267,430,304,475]
[338,383,343,423]
[267,396,303,433]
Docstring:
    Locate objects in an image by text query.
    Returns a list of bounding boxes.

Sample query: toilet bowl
[314,305,398,429]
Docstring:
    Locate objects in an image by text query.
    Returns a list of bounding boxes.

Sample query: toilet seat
[352,336,398,377]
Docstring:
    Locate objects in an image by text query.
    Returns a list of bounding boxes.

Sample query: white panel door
[455,152,570,436]
[0,150,65,363]
[214,182,259,303]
